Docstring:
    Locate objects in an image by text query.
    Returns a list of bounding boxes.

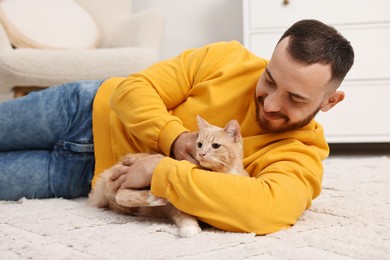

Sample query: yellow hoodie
[92,41,329,235]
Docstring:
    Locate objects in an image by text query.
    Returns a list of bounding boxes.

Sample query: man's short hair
[279,19,355,86]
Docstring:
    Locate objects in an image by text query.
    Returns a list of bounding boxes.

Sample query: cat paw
[147,196,168,206]
[179,225,201,238]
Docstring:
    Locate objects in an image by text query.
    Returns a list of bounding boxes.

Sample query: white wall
[133,0,243,60]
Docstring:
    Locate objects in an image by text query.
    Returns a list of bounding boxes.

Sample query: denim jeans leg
[0,80,104,200]
[0,150,52,199]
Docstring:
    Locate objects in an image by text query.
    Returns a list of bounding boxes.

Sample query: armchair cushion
[0,47,159,92]
[0,0,100,49]
[0,0,164,95]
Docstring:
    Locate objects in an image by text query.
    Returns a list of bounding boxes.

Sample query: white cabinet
[243,0,390,143]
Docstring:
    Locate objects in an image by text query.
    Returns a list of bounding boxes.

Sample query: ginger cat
[88,115,248,237]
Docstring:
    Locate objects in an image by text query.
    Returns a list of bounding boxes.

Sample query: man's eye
[212,143,221,149]
[289,95,306,104]
[197,142,202,148]
[264,76,275,87]
[289,96,299,103]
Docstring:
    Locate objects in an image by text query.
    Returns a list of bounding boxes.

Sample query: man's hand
[110,153,164,191]
[171,132,198,164]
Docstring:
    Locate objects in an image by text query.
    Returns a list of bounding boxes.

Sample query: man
[0,19,354,235]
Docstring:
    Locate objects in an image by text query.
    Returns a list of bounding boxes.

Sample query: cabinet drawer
[247,0,390,29]
[316,81,390,143]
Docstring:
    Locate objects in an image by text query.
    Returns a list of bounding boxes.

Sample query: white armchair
[0,0,163,98]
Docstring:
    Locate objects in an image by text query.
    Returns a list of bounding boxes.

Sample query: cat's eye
[197,142,202,148]
[212,143,221,149]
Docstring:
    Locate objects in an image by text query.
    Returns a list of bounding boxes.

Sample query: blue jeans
[0,80,104,200]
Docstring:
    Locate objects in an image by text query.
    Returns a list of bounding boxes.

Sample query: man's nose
[263,93,283,113]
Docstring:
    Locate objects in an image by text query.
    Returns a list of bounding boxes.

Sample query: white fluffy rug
[1,156,389,259]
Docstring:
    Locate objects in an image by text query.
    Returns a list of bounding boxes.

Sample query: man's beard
[254,95,321,133]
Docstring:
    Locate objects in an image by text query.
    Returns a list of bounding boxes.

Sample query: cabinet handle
[283,0,290,5]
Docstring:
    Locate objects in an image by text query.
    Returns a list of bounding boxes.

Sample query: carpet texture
[1,156,389,259]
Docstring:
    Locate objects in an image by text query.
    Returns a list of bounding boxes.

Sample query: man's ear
[320,91,345,112]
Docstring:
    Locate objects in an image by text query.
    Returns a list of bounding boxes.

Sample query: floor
[0,152,389,259]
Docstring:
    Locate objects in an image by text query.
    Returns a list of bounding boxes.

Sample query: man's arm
[150,144,324,235]
[110,41,249,157]
[110,131,198,190]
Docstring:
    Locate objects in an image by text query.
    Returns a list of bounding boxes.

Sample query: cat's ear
[196,115,211,130]
[224,120,241,142]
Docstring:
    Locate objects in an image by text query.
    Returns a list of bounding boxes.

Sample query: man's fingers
[110,165,129,181]
[185,154,198,164]
[111,174,128,191]
[121,155,139,166]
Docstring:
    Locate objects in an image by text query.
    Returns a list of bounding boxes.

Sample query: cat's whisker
[212,158,229,168]
[203,155,230,168]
